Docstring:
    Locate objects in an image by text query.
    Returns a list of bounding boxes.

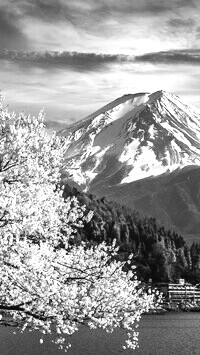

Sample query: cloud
[0,50,129,72]
[22,0,196,19]
[167,17,195,28]
[2,49,200,73]
[0,7,28,50]
[1,0,198,54]
[4,0,94,29]
[195,26,200,39]
[94,0,196,16]
[21,0,73,22]
[3,0,197,30]
[135,50,200,65]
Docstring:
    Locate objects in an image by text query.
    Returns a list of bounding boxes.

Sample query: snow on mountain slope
[58,90,200,190]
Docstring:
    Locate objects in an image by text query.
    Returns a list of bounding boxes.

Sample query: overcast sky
[1,0,200,130]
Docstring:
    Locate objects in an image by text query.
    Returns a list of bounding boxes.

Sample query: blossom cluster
[0,96,153,352]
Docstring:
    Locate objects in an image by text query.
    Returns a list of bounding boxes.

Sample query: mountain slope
[89,165,200,243]
[59,90,200,189]
[59,90,200,242]
[63,183,200,283]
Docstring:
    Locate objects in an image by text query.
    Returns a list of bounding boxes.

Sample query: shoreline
[147,301,200,314]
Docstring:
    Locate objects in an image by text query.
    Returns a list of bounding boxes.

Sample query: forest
[63,184,200,284]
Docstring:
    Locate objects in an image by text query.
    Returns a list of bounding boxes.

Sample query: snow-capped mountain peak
[59,90,200,189]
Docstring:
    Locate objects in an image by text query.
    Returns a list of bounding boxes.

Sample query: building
[153,279,200,302]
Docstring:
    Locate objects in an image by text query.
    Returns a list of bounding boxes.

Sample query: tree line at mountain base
[63,184,200,284]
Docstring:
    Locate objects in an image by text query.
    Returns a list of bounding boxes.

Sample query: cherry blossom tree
[0,96,155,352]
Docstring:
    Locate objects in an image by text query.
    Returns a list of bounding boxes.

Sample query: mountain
[58,90,200,242]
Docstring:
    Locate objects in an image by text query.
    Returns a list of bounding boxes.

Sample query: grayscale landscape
[1,1,200,355]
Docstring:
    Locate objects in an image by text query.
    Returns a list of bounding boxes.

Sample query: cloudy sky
[1,0,200,130]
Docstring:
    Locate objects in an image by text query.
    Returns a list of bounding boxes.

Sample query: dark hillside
[63,184,200,284]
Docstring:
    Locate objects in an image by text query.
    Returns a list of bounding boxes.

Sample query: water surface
[1,313,200,355]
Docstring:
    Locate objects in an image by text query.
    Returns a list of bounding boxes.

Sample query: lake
[1,313,200,355]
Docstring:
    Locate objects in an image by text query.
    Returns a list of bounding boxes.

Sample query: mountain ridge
[59,90,200,186]
[59,90,200,242]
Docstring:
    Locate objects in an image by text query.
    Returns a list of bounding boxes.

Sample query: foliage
[63,184,200,284]
[0,97,153,352]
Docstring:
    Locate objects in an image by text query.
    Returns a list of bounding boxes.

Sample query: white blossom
[0,95,154,352]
